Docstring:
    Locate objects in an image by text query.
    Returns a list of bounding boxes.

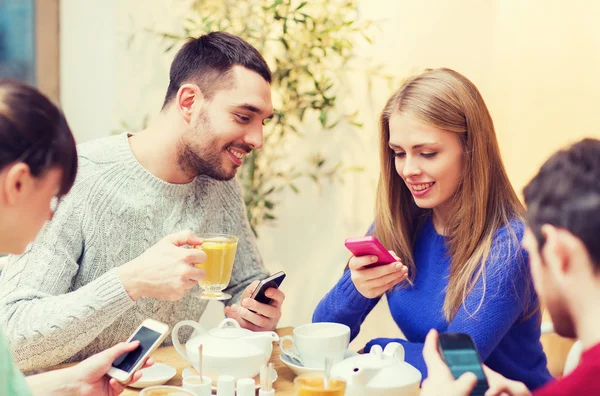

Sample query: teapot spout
[243,331,279,360]
[243,331,279,345]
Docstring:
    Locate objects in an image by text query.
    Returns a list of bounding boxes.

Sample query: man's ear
[540,224,569,277]
[2,163,32,206]
[176,84,204,123]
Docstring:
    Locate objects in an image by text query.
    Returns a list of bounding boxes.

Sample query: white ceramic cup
[182,375,212,396]
[279,322,350,369]
[139,385,195,396]
[236,378,256,396]
[216,375,236,396]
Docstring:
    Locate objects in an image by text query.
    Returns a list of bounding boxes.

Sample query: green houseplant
[156,0,378,236]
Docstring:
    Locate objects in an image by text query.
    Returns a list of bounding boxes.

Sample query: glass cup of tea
[194,233,238,300]
[294,374,346,396]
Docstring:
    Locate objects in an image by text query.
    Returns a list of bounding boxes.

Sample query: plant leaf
[319,111,327,127]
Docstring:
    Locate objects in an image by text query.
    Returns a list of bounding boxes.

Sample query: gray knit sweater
[0,133,268,372]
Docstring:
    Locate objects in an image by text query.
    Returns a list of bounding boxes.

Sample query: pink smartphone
[344,236,397,266]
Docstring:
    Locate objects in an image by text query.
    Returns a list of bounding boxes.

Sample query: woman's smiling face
[389,112,464,214]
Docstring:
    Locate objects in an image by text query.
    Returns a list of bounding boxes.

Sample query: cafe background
[2,0,599,378]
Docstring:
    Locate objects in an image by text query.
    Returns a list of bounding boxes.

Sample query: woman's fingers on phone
[348,255,379,270]
[103,340,139,363]
[370,283,395,297]
[369,273,407,295]
[389,250,401,261]
[363,261,407,280]
[365,270,405,289]
[142,357,154,369]
[109,378,125,393]
[388,271,409,289]
[127,370,144,385]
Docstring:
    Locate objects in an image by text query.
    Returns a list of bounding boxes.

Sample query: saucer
[182,366,278,391]
[280,350,359,376]
[129,363,177,388]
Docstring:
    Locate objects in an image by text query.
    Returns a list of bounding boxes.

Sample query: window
[0,0,59,102]
[0,0,35,83]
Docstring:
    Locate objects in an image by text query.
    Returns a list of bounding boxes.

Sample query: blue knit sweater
[313,217,552,390]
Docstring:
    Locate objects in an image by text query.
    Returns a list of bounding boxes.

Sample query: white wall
[60,0,600,350]
[60,0,116,143]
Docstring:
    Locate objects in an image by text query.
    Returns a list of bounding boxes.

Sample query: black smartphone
[250,271,286,306]
[438,333,489,396]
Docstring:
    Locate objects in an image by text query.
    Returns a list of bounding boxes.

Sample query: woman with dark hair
[0,80,150,395]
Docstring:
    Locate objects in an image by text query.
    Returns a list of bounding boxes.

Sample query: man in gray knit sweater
[0,32,285,372]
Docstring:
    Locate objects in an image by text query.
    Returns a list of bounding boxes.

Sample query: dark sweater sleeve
[312,269,381,341]
[365,225,533,378]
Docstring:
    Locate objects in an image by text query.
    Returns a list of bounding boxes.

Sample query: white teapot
[331,343,421,396]
[172,318,279,379]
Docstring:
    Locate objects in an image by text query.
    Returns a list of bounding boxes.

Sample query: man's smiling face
[179,65,273,180]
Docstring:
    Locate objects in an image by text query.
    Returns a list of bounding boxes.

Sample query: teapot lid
[207,319,251,339]
[188,319,266,359]
[331,343,422,389]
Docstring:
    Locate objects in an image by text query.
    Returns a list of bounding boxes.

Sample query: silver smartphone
[106,319,169,383]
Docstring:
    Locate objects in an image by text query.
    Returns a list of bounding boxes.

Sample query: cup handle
[279,335,303,365]
[172,320,206,362]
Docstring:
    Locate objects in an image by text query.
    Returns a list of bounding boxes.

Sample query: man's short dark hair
[162,31,272,109]
[523,138,600,269]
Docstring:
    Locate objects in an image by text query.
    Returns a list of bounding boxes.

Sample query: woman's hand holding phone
[69,341,154,395]
[348,251,409,298]
[27,341,154,396]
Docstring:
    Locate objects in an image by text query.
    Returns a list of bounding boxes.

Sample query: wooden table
[120,327,296,395]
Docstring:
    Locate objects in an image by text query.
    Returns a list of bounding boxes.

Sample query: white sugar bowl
[331,342,421,396]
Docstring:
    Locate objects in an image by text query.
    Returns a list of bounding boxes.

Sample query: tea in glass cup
[294,374,346,396]
[194,234,238,300]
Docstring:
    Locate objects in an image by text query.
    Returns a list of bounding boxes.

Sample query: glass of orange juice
[294,375,346,396]
[194,233,238,300]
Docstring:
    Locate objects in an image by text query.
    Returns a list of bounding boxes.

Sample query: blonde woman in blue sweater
[313,68,552,390]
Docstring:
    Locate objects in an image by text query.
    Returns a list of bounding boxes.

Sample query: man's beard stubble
[177,110,235,181]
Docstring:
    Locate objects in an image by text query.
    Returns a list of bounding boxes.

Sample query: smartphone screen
[442,346,486,380]
[439,333,489,395]
[111,326,161,373]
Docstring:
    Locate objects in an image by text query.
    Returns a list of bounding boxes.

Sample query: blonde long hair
[374,68,526,321]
